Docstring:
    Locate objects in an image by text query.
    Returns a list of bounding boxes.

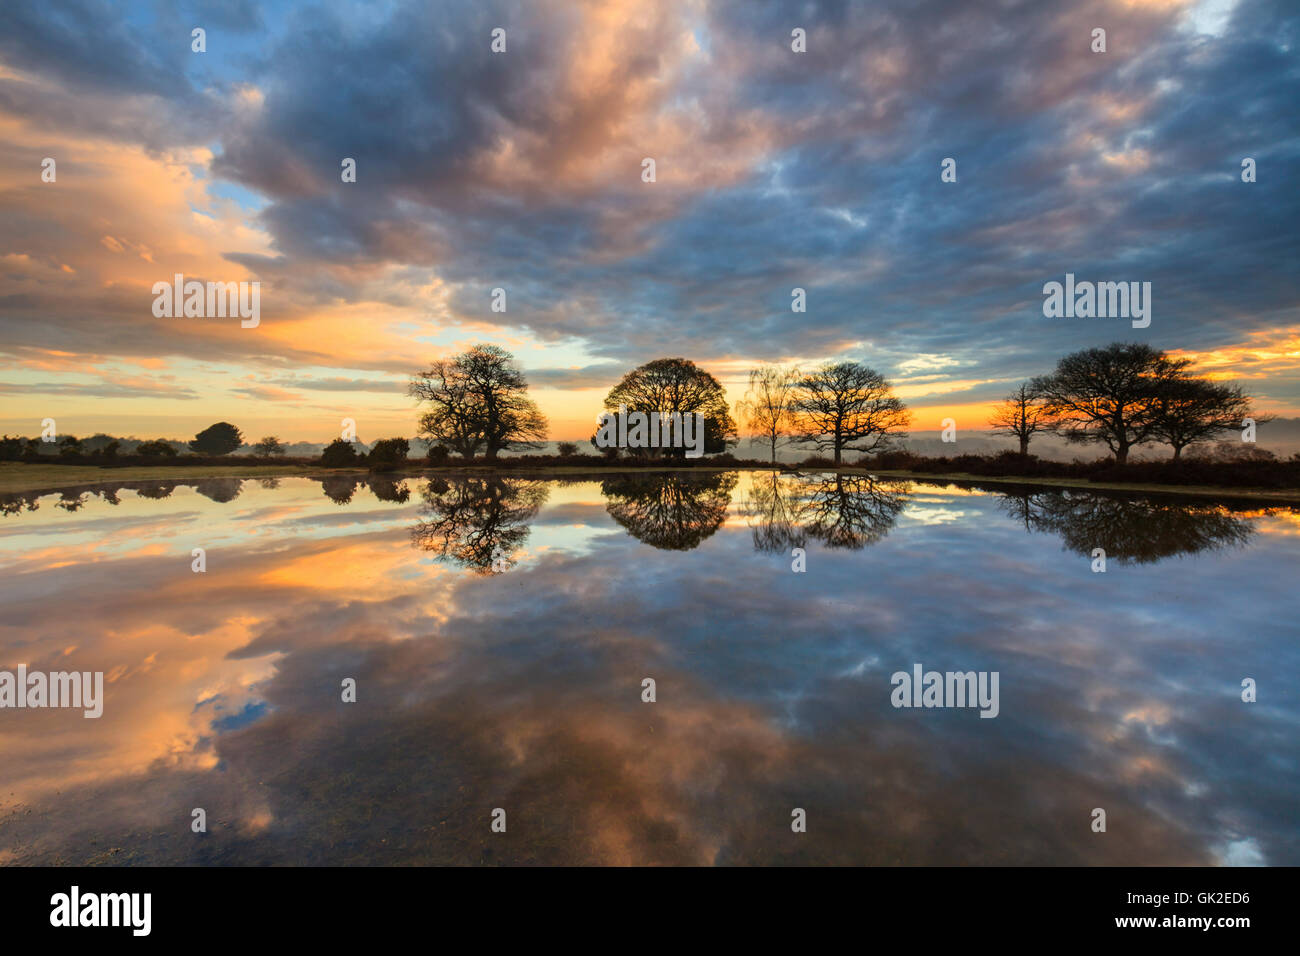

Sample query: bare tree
[792,361,910,465]
[989,383,1052,456]
[735,363,801,463]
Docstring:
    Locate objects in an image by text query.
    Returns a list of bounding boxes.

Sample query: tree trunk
[1171,445,1183,461]
[1115,444,1129,465]
[1019,436,1029,456]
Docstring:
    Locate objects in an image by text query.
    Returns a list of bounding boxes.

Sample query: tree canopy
[189,422,243,456]
[599,357,737,457]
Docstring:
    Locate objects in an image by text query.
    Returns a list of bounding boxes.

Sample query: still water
[1,471,1296,865]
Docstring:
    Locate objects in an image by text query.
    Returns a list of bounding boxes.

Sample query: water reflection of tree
[996,489,1256,563]
[135,481,176,500]
[55,491,87,512]
[410,476,548,573]
[1,493,41,516]
[601,472,738,551]
[3,480,180,516]
[740,473,807,553]
[321,476,361,505]
[740,473,909,551]
[194,478,244,503]
[800,474,909,549]
[368,477,410,504]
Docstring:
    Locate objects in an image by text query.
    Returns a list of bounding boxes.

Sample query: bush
[557,441,579,457]
[367,437,410,472]
[320,439,361,467]
[426,444,450,465]
[135,440,178,458]
[0,435,26,461]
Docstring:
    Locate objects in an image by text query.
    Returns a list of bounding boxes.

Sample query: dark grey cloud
[1,0,1297,398]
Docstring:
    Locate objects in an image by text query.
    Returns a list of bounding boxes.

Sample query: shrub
[320,438,361,467]
[135,440,178,458]
[367,437,410,472]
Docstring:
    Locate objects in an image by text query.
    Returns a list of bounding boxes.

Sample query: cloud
[0,380,199,399]
[0,0,1296,424]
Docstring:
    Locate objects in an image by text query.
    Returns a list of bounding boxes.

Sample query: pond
[0,471,1295,865]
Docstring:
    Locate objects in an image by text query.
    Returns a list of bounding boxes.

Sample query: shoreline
[3,460,1299,504]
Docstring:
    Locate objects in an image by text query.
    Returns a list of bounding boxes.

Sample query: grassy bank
[850,468,1300,503]
[4,458,1299,503]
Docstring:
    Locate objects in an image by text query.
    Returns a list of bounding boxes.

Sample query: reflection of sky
[0,473,1295,865]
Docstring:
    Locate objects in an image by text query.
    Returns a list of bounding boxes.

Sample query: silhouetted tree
[597,358,737,458]
[411,345,547,460]
[793,362,909,464]
[367,437,409,472]
[1033,343,1187,465]
[736,364,801,463]
[321,438,361,467]
[252,436,286,457]
[189,422,243,456]
[990,383,1052,456]
[1148,378,1264,460]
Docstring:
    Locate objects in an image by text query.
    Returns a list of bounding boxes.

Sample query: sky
[0,0,1297,444]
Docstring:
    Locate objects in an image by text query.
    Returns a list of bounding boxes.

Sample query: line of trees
[990,342,1267,463]
[734,360,911,464]
[408,348,914,465]
[5,342,1266,471]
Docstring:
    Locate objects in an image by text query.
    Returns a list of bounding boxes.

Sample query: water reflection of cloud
[0,475,1295,864]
